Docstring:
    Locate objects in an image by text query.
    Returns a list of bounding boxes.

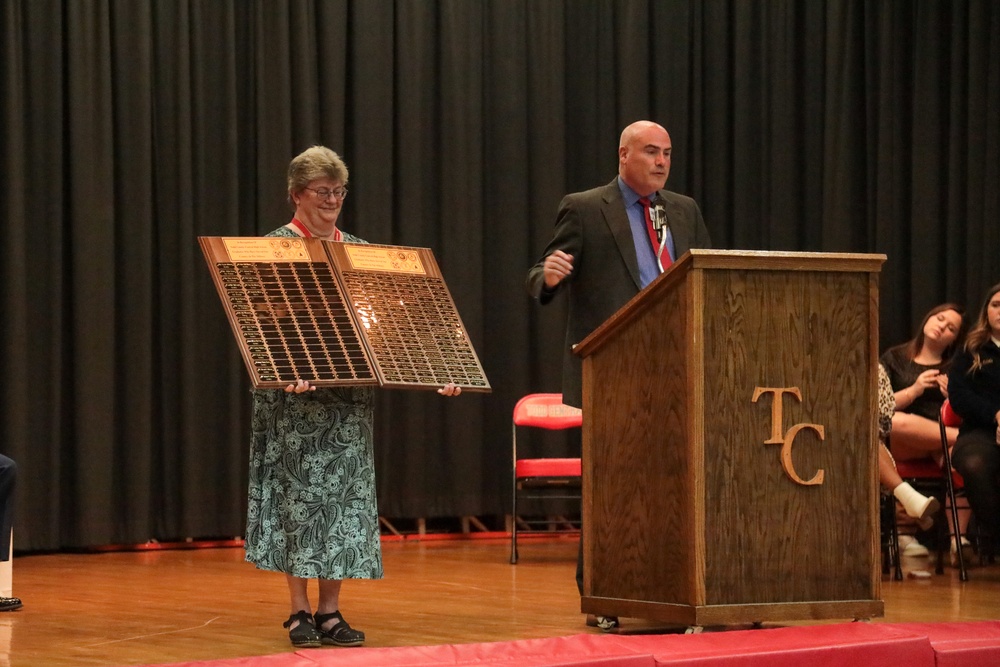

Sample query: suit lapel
[660,191,692,257]
[600,181,642,290]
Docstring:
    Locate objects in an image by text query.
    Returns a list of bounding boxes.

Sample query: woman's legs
[315,578,365,646]
[316,578,343,617]
[285,574,312,624]
[283,575,322,647]
[952,430,1000,542]
[283,575,363,645]
[879,443,904,489]
[880,444,939,521]
[891,412,958,461]
[285,576,351,627]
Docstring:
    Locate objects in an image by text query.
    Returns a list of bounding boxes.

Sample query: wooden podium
[574,249,886,627]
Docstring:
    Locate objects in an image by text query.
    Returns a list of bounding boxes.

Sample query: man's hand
[543,250,575,288]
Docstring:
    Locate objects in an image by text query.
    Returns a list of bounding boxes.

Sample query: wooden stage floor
[5,535,1000,667]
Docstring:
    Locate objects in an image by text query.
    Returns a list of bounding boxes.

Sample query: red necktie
[639,197,672,269]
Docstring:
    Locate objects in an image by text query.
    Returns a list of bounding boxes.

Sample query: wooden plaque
[199,236,490,392]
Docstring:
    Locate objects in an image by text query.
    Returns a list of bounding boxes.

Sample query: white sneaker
[898,534,929,557]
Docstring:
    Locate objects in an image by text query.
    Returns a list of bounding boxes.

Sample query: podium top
[574,249,885,359]
[680,249,886,272]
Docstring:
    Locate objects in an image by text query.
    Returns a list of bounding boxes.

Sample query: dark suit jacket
[526,178,712,407]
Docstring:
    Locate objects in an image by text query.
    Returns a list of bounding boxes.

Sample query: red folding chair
[938,399,970,581]
[510,394,582,564]
[890,399,968,579]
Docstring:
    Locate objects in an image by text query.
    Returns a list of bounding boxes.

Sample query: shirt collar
[617,177,649,207]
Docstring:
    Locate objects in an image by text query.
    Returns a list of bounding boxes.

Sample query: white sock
[893,482,936,519]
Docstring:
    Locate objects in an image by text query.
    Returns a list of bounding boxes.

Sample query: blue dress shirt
[617,177,676,289]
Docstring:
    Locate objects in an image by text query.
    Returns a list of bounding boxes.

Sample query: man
[525,120,711,627]
[526,120,711,409]
[0,454,21,611]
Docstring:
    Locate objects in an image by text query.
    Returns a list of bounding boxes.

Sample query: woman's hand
[438,383,462,397]
[909,369,940,398]
[284,379,316,394]
[936,373,950,397]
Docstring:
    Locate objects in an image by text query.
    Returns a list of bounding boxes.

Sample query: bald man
[526,121,711,625]
[527,120,712,410]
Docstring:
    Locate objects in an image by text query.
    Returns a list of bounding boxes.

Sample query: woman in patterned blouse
[244,146,461,648]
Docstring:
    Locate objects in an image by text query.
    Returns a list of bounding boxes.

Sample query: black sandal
[283,610,322,648]
[314,610,365,647]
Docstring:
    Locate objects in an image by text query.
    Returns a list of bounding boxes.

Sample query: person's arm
[948,352,1000,428]
[894,369,941,410]
[526,196,583,304]
[880,347,928,412]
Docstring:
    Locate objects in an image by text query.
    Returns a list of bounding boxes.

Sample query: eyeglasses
[304,186,348,201]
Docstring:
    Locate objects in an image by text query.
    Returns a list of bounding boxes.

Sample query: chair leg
[940,412,969,580]
[881,497,890,575]
[510,482,518,565]
[931,494,948,575]
[511,421,517,565]
[945,482,968,582]
[890,504,902,581]
[883,495,903,581]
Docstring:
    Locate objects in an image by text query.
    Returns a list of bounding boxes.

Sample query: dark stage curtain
[1,1,997,551]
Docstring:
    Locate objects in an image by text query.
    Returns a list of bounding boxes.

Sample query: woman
[244,146,460,648]
[878,364,939,527]
[880,303,965,462]
[881,303,965,557]
[949,283,1000,549]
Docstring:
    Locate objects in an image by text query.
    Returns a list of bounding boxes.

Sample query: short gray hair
[287,145,349,198]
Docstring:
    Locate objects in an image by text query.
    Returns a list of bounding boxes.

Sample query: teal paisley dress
[244,226,383,580]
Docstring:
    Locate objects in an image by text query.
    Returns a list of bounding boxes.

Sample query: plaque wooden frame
[199,236,490,392]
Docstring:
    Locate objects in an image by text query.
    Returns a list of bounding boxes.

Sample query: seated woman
[878,364,939,530]
[948,283,1000,552]
[881,303,965,462]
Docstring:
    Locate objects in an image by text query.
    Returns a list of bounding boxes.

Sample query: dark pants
[952,429,1000,541]
[0,455,16,562]
[568,429,584,595]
